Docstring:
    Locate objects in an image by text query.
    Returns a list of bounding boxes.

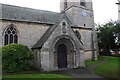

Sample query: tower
[60,0,98,60]
[116,0,120,20]
[60,0,94,28]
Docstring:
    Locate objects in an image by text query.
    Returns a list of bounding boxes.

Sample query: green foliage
[3,74,73,79]
[96,21,120,55]
[0,48,2,79]
[85,56,105,66]
[2,43,34,72]
[112,23,120,47]
[0,47,2,60]
[94,56,119,79]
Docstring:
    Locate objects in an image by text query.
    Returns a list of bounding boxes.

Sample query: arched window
[62,22,66,27]
[62,22,66,33]
[64,0,67,9]
[4,24,18,45]
[80,0,86,7]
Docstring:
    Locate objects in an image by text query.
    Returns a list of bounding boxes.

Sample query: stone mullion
[13,34,15,43]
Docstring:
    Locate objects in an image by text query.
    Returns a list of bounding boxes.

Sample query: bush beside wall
[2,43,34,73]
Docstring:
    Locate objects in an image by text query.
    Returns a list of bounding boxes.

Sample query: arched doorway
[54,37,76,69]
[57,44,67,68]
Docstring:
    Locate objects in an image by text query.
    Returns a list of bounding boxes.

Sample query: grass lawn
[85,56,105,66]
[94,56,119,79]
[3,74,73,80]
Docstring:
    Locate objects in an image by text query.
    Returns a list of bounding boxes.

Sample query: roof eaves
[1,19,55,25]
[71,25,93,30]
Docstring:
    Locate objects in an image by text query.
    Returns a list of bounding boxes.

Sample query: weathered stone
[39,18,85,71]
[0,20,49,47]
[0,0,98,71]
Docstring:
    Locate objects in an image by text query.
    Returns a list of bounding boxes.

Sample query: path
[46,57,110,79]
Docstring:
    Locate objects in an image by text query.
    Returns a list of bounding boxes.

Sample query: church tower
[60,0,98,60]
[60,0,94,28]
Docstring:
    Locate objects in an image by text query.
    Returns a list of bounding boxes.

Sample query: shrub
[2,43,34,72]
[112,54,120,57]
[99,50,111,56]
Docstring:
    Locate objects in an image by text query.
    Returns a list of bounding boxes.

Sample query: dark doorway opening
[57,44,67,68]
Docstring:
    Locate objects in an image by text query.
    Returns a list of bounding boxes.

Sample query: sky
[0,0,118,24]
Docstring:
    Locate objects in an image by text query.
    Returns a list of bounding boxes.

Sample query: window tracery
[4,24,18,45]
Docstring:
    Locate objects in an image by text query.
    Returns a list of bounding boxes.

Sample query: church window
[4,34,8,45]
[14,35,18,43]
[62,22,66,26]
[10,34,13,44]
[4,24,18,45]
[62,22,66,33]
[75,30,82,40]
[80,1,86,7]
[64,0,67,9]
[84,24,86,27]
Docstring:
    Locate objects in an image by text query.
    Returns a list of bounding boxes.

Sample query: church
[0,0,98,71]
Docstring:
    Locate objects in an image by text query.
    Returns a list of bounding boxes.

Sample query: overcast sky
[0,0,118,24]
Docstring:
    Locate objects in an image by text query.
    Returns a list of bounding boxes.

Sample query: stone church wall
[73,7,94,28]
[32,49,41,70]
[0,20,95,61]
[84,51,93,60]
[40,19,85,71]
[73,28,93,60]
[0,20,49,48]
[65,7,94,28]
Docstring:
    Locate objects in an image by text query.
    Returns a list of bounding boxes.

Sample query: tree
[112,22,120,46]
[96,21,120,55]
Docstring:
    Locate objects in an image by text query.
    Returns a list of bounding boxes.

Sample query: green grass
[85,56,105,66]
[3,74,73,79]
[94,56,119,79]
